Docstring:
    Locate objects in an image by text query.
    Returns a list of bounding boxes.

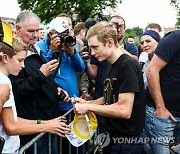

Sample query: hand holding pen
[71,95,91,127]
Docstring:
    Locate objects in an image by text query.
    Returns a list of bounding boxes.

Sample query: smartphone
[52,51,60,60]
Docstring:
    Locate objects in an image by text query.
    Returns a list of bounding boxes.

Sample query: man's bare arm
[85,63,98,79]
[74,93,134,119]
[146,54,176,121]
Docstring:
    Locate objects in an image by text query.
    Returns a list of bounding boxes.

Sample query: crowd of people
[0,9,180,154]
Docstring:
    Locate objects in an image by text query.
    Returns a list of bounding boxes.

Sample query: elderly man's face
[16,19,39,46]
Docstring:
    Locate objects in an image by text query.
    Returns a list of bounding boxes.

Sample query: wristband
[37,119,41,124]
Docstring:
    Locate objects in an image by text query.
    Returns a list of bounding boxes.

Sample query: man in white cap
[37,17,85,111]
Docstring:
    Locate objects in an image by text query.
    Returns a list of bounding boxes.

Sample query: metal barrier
[18,108,99,154]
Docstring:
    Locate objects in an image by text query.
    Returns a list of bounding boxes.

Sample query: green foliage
[17,0,122,24]
[125,26,143,37]
[171,0,180,28]
[176,16,180,28]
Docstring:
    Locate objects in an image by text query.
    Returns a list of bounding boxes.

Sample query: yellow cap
[73,112,98,140]
[66,112,98,147]
[2,22,13,46]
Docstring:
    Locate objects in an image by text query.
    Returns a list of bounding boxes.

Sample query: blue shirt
[37,34,86,110]
[124,41,138,56]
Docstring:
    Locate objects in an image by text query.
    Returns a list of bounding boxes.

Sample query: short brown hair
[74,22,86,36]
[145,23,162,32]
[0,42,14,59]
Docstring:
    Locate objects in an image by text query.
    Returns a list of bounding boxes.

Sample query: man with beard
[109,15,138,59]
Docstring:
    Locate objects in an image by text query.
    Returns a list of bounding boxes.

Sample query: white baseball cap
[48,17,70,33]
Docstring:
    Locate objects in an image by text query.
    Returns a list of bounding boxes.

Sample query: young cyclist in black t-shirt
[72,21,145,154]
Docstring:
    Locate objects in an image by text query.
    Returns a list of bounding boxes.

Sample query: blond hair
[86,21,118,47]
[0,37,28,60]
[12,37,28,55]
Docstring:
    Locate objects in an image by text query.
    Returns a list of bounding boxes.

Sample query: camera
[59,32,76,46]
[112,22,120,30]
[85,13,108,30]
[58,90,66,102]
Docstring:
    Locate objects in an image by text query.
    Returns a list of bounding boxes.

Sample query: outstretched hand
[45,116,70,137]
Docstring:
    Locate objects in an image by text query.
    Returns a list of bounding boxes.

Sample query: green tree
[171,0,180,28]
[17,0,123,24]
[124,26,143,37]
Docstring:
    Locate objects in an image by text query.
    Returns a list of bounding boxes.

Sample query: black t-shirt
[90,42,138,99]
[104,54,145,137]
[91,56,110,99]
[146,30,180,116]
